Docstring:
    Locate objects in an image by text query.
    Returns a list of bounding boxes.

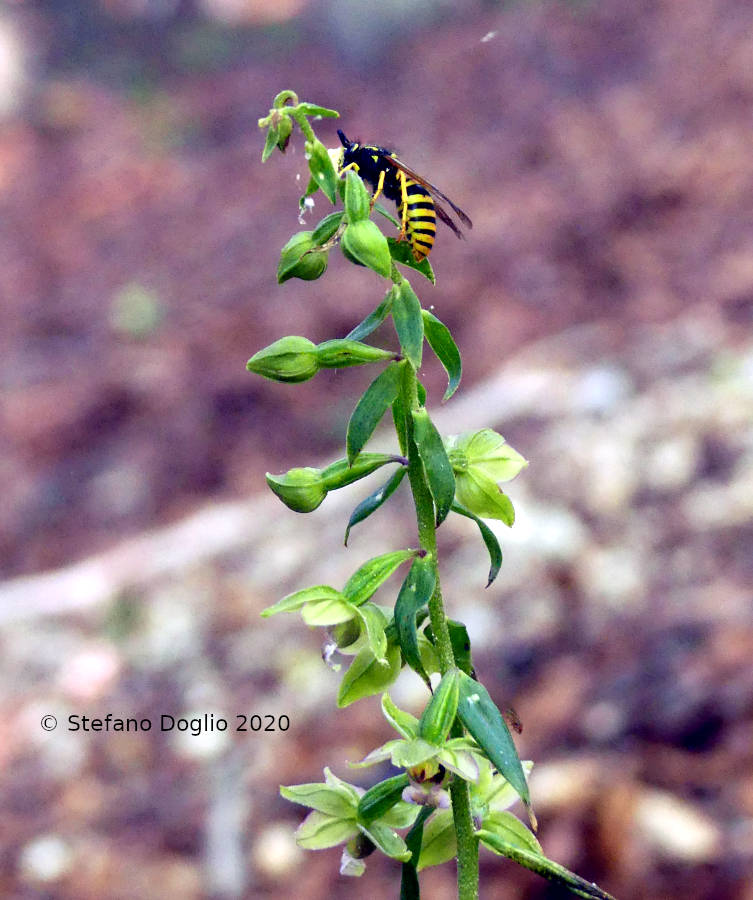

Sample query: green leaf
[345,466,407,545]
[451,501,503,587]
[392,280,424,369]
[357,773,410,824]
[295,102,339,118]
[344,169,371,222]
[400,806,433,900]
[354,602,389,663]
[381,694,420,740]
[422,310,461,401]
[481,811,542,855]
[357,819,411,862]
[412,408,455,526]
[342,548,417,607]
[425,619,474,677]
[295,810,358,850]
[305,138,338,204]
[456,671,532,820]
[388,238,436,283]
[476,830,616,900]
[374,202,401,229]
[280,782,357,818]
[346,361,404,464]
[346,290,394,341]
[261,585,343,618]
[262,123,279,162]
[418,668,460,745]
[394,555,436,682]
[417,809,456,870]
[341,220,393,277]
[338,644,402,707]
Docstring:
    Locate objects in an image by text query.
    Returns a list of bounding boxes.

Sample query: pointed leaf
[311,210,344,245]
[422,310,461,401]
[476,830,616,900]
[342,549,417,606]
[345,466,407,545]
[481,811,542,855]
[346,361,404,464]
[400,806,433,900]
[295,102,339,118]
[412,409,455,525]
[394,555,436,681]
[305,138,338,204]
[346,290,394,341]
[423,618,474,676]
[392,280,424,369]
[456,672,532,819]
[354,602,388,663]
[451,501,503,587]
[381,694,420,740]
[389,238,436,283]
[417,809,456,870]
[337,644,401,708]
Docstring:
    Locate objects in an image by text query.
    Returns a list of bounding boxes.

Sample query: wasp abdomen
[401,181,436,262]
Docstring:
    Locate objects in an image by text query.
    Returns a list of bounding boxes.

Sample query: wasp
[336,130,472,262]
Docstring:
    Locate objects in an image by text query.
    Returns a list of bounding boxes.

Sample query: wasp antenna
[337,129,351,147]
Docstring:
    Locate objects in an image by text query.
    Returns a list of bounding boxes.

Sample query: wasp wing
[384,155,473,231]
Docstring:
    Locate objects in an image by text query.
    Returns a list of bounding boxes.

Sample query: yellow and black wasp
[337,130,472,262]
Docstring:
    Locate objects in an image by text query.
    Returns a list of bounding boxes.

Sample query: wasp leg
[369,169,386,211]
[396,173,409,241]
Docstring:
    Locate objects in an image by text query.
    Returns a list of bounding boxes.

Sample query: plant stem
[401,362,479,900]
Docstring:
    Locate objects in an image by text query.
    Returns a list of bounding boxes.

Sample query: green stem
[400,362,479,900]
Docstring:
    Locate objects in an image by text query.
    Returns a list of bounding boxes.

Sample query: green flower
[281,767,417,877]
[445,428,527,524]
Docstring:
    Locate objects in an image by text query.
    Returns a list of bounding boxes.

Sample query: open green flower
[281,767,417,877]
[351,694,485,788]
[445,428,527,524]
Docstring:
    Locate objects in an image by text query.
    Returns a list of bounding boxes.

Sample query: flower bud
[316,339,395,370]
[277,231,328,283]
[341,220,392,277]
[247,336,319,383]
[321,453,403,490]
[266,467,328,512]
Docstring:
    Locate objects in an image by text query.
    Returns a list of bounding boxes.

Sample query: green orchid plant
[254,90,615,900]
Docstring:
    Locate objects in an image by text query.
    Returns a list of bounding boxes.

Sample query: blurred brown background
[1,0,753,897]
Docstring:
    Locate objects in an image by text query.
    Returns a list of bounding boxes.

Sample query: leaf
[305,138,338,204]
[451,501,503,587]
[475,830,616,900]
[422,310,461,401]
[418,668,460,745]
[337,644,402,707]
[295,102,339,118]
[381,694,420,740]
[344,169,371,222]
[345,467,407,545]
[417,809,456,870]
[394,555,436,682]
[261,123,279,162]
[346,289,394,342]
[342,548,417,606]
[354,602,389,663]
[412,408,455,525]
[392,280,424,369]
[400,806,433,900]
[388,238,436,283]
[456,671,533,822]
[346,361,404,464]
[481,811,542,855]
[311,211,344,245]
